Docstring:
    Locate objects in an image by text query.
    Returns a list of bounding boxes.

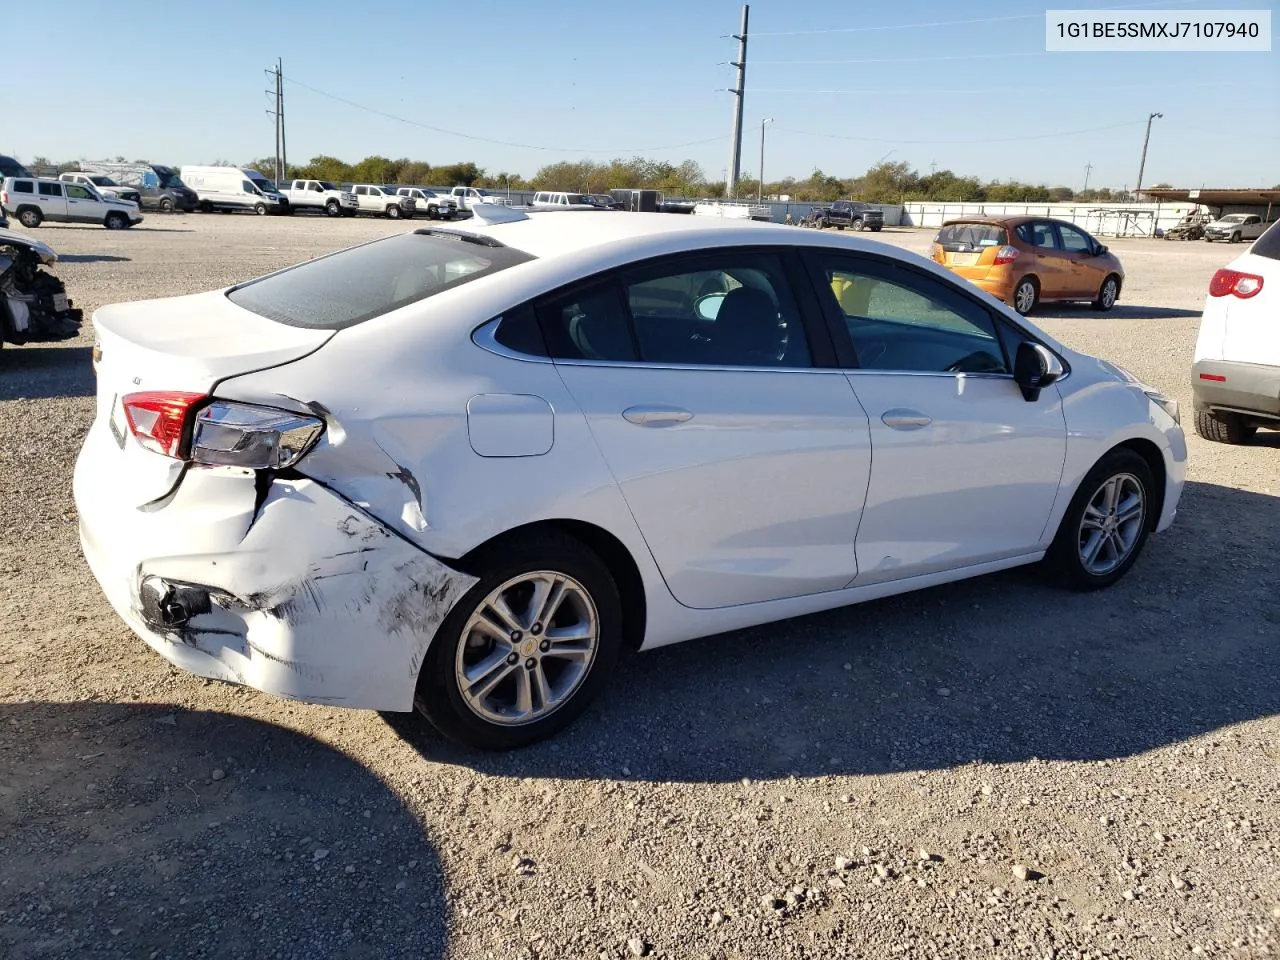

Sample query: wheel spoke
[1082,530,1107,566]
[464,654,516,703]
[513,668,534,717]
[543,640,593,663]
[531,576,568,628]
[470,613,513,645]
[545,622,594,643]
[531,663,554,711]
[1116,495,1143,525]
[1104,478,1122,514]
[485,595,525,635]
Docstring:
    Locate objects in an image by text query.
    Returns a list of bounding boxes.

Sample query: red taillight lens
[1209,268,1264,299]
[122,391,206,458]
[992,245,1019,266]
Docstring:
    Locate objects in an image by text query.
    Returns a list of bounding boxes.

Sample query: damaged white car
[1,230,83,349]
[77,207,1185,749]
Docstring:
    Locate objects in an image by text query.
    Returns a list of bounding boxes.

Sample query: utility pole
[1082,161,1093,194]
[265,61,286,185]
[1134,111,1162,199]
[726,5,749,199]
[278,58,287,185]
[758,117,773,202]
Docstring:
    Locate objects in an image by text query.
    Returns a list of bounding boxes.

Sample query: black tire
[324,199,340,217]
[852,217,864,232]
[1012,276,1039,315]
[414,532,623,750]
[158,197,174,213]
[386,205,402,220]
[104,212,128,230]
[198,200,213,213]
[1093,274,1120,311]
[836,224,845,231]
[1043,448,1156,591]
[427,207,439,220]
[17,208,42,228]
[1194,409,1256,444]
[870,225,882,232]
[1230,232,1241,243]
[254,202,268,216]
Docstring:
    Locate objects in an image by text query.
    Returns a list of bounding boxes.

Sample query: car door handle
[622,405,694,427]
[881,409,932,430]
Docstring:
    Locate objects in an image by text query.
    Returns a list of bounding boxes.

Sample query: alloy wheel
[1077,473,1145,576]
[1015,280,1036,314]
[454,571,599,726]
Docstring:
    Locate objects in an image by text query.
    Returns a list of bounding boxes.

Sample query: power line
[752,51,1044,65]
[754,80,1271,96]
[751,0,1202,36]
[282,75,726,155]
[774,119,1147,145]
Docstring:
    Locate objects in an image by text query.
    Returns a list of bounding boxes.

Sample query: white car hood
[0,228,58,263]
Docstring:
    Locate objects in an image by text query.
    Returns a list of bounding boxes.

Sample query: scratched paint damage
[79,467,477,711]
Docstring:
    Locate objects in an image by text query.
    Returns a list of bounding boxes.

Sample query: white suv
[2,176,143,230]
[1191,219,1280,443]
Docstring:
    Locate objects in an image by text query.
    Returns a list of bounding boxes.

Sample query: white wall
[898,201,1203,236]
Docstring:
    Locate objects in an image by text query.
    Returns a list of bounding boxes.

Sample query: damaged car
[76,206,1186,749]
[1,230,83,350]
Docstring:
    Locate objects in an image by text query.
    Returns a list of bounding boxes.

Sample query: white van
[530,191,597,210]
[179,166,287,215]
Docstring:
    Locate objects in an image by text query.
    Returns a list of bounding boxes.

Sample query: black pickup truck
[810,200,883,232]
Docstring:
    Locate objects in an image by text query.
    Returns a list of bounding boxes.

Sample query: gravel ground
[1,214,1277,960]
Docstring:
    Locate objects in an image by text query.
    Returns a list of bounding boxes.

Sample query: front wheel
[325,199,340,217]
[254,202,268,216]
[1093,275,1120,311]
[414,533,623,750]
[386,205,402,220]
[104,212,128,230]
[852,218,864,232]
[1230,232,1241,243]
[158,197,174,213]
[426,207,439,220]
[1043,449,1155,590]
[1012,277,1038,315]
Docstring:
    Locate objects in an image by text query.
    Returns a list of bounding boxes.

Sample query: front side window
[811,254,1008,374]
[65,185,93,200]
[1057,223,1093,253]
[38,182,63,197]
[242,180,256,194]
[355,186,368,196]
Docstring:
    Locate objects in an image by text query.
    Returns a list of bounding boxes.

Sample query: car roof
[941,215,1039,227]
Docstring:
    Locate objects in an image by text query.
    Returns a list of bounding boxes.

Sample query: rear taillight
[993,245,1019,266]
[122,391,206,458]
[190,401,324,469]
[1209,268,1264,299]
[1,190,8,206]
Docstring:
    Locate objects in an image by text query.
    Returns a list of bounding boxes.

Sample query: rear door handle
[881,409,932,430]
[622,405,693,427]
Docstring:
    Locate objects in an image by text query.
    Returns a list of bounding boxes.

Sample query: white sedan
[76,207,1187,749]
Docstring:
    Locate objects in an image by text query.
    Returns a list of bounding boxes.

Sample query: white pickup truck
[282,179,358,217]
[449,186,510,213]
[395,187,457,220]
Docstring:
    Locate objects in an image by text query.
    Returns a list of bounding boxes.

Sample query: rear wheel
[1194,409,1256,444]
[1013,276,1039,315]
[17,208,42,228]
[253,202,268,216]
[1043,449,1154,590]
[1093,274,1120,311]
[414,533,623,750]
[104,212,128,230]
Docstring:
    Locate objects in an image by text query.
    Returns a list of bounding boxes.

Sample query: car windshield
[156,170,184,188]
[935,223,1008,250]
[566,194,591,204]
[418,189,437,197]
[317,181,337,190]
[227,233,536,329]
[89,175,117,186]
[249,178,275,194]
[1220,214,1248,223]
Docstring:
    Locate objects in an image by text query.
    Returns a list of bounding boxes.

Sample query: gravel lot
[1,214,1277,960]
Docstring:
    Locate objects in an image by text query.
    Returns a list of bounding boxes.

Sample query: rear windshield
[935,223,1008,251]
[1251,220,1280,261]
[227,232,535,329]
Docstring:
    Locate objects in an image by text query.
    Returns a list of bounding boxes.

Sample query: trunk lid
[90,289,333,504]
[1219,250,1280,366]
[932,222,1009,279]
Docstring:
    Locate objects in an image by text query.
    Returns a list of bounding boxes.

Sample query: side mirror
[694,292,726,321]
[1096,244,1108,256]
[1013,341,1065,401]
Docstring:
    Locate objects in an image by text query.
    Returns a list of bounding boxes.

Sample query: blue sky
[7,0,1276,188]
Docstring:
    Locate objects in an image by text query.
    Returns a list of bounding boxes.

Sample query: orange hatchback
[931,216,1124,315]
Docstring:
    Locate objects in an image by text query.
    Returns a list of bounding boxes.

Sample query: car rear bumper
[964,273,1015,302]
[1192,359,1280,420]
[74,423,477,710]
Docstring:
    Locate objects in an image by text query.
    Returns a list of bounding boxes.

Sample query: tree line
[27,152,1184,204]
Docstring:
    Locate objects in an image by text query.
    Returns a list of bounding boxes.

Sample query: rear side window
[12,180,34,194]
[1252,220,1280,261]
[38,182,63,197]
[227,232,535,329]
[935,223,1006,251]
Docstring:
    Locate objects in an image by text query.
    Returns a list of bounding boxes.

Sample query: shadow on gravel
[56,254,132,264]
[1032,305,1202,321]
[0,346,95,401]
[0,702,448,960]
[393,480,1280,784]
